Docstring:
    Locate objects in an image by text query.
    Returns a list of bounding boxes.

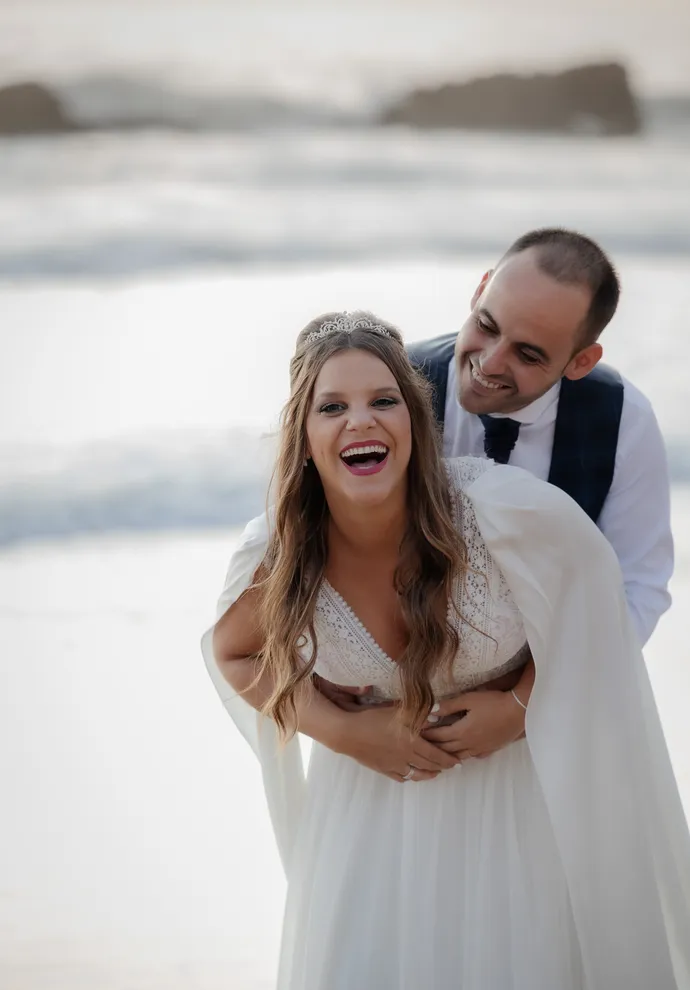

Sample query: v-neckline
[322,579,400,669]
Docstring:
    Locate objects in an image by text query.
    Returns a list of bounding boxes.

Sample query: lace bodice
[308,457,528,701]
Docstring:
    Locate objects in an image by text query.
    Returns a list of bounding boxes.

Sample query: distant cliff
[380,63,642,136]
[0,82,77,134]
[1,64,683,137]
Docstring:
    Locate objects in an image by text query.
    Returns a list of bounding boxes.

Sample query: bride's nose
[345,404,376,431]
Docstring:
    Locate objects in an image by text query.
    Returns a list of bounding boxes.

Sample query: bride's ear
[471,270,493,309]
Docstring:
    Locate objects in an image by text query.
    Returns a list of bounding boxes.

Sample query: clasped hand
[331,702,460,782]
[422,689,525,761]
[316,676,526,782]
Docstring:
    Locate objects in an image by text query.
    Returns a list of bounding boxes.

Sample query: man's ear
[563,342,603,381]
[470,269,493,309]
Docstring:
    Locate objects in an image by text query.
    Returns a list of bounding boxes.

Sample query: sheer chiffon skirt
[277,739,585,990]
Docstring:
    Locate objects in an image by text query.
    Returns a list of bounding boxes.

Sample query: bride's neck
[326,494,407,558]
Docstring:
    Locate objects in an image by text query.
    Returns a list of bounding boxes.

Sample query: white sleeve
[213,510,273,621]
[466,465,690,984]
[596,385,673,646]
[200,509,307,875]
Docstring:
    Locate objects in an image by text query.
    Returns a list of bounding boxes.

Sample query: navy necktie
[479,415,521,464]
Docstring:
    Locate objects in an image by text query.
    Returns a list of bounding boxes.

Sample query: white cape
[201,465,690,988]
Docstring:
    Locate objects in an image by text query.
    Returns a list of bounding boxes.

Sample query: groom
[321,227,673,760]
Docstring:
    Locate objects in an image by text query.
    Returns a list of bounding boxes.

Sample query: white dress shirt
[442,358,673,646]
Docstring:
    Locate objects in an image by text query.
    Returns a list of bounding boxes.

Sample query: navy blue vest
[407,333,624,524]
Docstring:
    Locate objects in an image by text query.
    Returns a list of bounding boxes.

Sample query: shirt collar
[490,381,561,426]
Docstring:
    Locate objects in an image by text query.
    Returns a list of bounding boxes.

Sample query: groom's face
[455,249,602,415]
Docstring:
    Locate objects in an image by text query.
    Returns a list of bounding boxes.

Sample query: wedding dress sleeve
[200,510,307,873]
[466,463,690,987]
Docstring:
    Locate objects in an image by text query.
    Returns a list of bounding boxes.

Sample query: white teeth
[471,365,506,390]
[340,444,388,459]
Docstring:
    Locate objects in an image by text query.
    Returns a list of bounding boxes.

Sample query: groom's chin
[458,386,502,415]
[457,369,517,415]
[457,389,481,414]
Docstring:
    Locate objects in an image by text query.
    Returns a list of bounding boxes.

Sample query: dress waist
[356,642,530,709]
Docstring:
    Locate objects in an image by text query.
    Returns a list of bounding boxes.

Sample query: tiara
[304,312,393,345]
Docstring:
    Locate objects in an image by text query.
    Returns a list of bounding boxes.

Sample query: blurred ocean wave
[0,431,273,546]
[1,124,689,279]
[2,431,690,547]
[59,73,367,131]
[0,2,688,280]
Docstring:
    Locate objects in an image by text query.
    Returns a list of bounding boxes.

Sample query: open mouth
[339,443,390,475]
[470,363,509,391]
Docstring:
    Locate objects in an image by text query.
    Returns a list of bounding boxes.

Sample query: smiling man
[409,227,673,648]
[455,247,602,417]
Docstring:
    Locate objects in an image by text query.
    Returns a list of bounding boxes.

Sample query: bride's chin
[339,485,402,511]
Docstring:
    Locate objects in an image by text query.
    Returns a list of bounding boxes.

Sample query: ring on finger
[402,764,416,781]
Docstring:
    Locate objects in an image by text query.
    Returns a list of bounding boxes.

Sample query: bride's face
[305,348,412,509]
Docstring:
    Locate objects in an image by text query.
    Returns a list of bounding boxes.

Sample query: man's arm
[596,388,673,646]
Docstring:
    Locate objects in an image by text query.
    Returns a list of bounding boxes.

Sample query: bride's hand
[422,689,525,760]
[331,705,461,782]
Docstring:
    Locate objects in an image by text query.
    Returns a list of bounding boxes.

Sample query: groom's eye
[477,318,496,334]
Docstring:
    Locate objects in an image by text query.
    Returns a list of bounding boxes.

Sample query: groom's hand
[313,674,371,712]
[314,674,394,713]
[422,690,525,761]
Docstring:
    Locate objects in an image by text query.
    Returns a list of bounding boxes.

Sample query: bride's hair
[254,311,467,737]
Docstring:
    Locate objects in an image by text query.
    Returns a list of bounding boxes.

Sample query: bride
[202,311,690,989]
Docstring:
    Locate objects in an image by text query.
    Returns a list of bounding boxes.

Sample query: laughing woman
[202,312,690,990]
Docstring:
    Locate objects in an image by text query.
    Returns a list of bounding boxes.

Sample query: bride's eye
[318,402,345,414]
[372,397,398,408]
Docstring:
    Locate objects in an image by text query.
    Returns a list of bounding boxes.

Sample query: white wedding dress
[201,457,690,989]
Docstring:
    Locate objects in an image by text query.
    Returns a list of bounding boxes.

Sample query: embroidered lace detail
[310,587,401,701]
[439,456,527,692]
[309,456,527,699]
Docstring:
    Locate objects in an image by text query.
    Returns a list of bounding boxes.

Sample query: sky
[0,0,688,96]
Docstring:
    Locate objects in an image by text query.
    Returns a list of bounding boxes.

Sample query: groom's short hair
[500,228,620,347]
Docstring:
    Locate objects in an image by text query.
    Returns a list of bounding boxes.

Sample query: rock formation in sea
[0,82,77,134]
[380,63,641,136]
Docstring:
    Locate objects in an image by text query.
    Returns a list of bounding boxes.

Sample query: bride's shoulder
[237,507,274,548]
[443,455,495,491]
[214,508,274,620]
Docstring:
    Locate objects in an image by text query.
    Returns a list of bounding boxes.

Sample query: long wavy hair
[254,312,468,737]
